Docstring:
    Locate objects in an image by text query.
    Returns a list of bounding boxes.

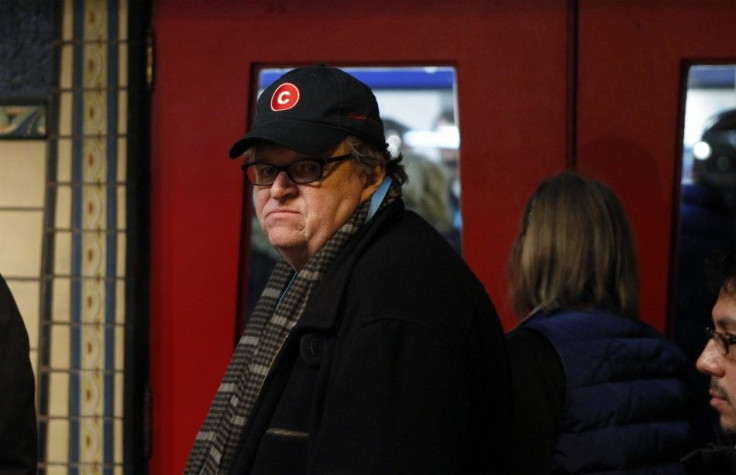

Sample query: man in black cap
[186,65,511,474]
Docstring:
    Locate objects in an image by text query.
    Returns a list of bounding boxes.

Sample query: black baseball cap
[229,65,387,158]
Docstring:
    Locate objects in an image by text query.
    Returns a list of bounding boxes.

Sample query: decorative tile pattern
[1,0,130,472]
[37,0,127,472]
[0,105,47,138]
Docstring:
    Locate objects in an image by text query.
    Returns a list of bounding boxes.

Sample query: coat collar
[293,199,403,332]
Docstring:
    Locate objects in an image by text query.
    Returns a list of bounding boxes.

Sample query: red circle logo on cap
[271,83,300,111]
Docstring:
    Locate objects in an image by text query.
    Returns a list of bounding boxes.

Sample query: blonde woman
[506,172,692,473]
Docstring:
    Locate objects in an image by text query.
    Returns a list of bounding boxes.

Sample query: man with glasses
[185,65,512,474]
[684,248,736,473]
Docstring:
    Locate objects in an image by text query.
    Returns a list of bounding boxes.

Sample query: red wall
[150,1,736,471]
[150,1,568,471]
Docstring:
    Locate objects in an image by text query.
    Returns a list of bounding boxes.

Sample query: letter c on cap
[271,83,300,111]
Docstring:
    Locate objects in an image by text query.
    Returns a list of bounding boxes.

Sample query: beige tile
[0,210,43,277]
[59,92,73,137]
[117,186,126,230]
[57,139,73,183]
[60,44,74,90]
[118,42,129,88]
[46,418,70,463]
[117,90,128,135]
[116,138,126,183]
[115,417,123,463]
[48,372,70,417]
[5,280,40,349]
[61,0,74,41]
[50,324,70,370]
[45,465,70,475]
[114,372,124,418]
[115,279,125,324]
[116,232,126,277]
[115,325,124,371]
[118,0,129,42]
[54,185,72,230]
[52,277,71,322]
[0,141,46,208]
[54,231,72,276]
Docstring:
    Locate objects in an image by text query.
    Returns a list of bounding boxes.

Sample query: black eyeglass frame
[706,326,736,356]
[241,153,353,186]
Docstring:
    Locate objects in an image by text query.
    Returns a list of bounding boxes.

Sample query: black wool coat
[0,274,37,474]
[230,200,512,474]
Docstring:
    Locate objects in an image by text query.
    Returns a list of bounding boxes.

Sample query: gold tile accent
[0,210,43,277]
[0,141,47,207]
[80,232,108,278]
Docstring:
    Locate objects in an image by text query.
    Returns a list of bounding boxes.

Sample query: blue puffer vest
[522,309,692,474]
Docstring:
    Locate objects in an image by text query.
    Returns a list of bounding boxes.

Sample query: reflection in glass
[674,64,736,448]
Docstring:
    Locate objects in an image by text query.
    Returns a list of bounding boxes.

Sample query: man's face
[697,288,736,434]
[251,143,383,270]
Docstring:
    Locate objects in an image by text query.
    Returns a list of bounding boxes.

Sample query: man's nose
[270,170,297,196]
[697,339,725,377]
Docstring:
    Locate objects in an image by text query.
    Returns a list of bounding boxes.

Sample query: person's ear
[361,164,386,200]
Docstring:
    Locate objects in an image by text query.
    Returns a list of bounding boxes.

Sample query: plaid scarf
[186,182,400,474]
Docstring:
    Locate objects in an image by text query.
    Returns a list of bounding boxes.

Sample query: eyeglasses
[242,153,352,186]
[706,326,736,356]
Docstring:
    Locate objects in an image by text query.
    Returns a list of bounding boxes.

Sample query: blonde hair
[508,172,640,318]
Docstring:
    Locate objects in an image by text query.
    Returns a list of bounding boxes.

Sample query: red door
[575,0,736,332]
[150,1,568,471]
